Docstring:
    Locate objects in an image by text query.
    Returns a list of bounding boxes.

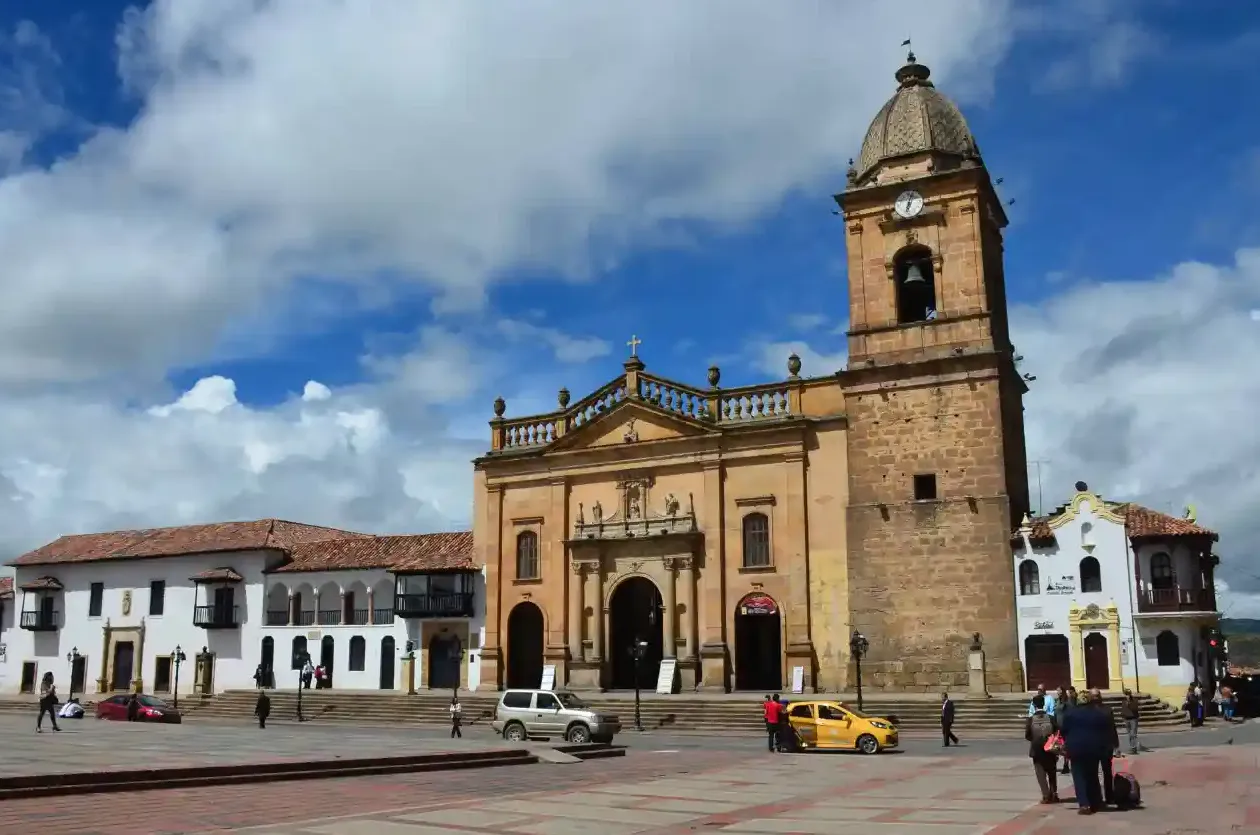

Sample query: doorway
[320,635,335,688]
[733,593,782,691]
[380,636,396,689]
[506,602,545,688]
[260,636,275,687]
[1024,635,1072,691]
[19,662,36,694]
[70,654,88,695]
[111,641,135,691]
[428,633,462,690]
[1084,632,1110,690]
[608,577,663,690]
[153,656,172,693]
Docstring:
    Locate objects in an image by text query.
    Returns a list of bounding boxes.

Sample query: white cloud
[301,381,332,402]
[750,340,847,380]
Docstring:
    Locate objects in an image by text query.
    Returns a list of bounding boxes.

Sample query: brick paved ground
[1,744,1256,834]
[0,715,507,776]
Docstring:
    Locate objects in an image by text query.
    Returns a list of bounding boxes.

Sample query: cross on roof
[627,334,642,357]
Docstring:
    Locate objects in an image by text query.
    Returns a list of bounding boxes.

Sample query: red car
[94,694,183,724]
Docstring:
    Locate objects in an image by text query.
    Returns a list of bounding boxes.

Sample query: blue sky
[1,1,1259,611]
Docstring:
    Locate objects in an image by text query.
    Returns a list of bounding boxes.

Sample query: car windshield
[838,704,874,720]
[138,695,168,708]
[555,692,588,709]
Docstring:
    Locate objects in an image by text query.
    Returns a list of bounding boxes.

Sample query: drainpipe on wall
[1123,536,1141,694]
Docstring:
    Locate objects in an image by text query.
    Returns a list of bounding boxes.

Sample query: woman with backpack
[1025,694,1060,804]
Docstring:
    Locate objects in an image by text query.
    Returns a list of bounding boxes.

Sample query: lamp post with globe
[850,631,870,711]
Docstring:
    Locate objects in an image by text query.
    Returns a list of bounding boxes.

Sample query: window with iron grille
[742,513,771,568]
[516,531,540,579]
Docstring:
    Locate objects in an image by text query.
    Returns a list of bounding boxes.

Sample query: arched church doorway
[1084,632,1110,690]
[428,633,462,690]
[734,593,782,691]
[506,602,545,688]
[608,577,663,690]
[1023,635,1070,691]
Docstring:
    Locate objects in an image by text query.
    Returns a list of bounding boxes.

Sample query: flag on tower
[901,39,911,46]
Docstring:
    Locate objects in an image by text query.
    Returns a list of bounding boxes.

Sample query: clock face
[894,190,925,219]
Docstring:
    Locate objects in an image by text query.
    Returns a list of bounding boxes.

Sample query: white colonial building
[0,520,486,700]
[1012,482,1221,703]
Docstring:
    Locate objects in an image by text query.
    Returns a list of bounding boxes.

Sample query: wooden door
[1025,635,1072,690]
[1084,633,1110,690]
[111,641,134,691]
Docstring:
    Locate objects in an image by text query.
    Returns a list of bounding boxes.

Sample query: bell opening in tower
[894,246,937,324]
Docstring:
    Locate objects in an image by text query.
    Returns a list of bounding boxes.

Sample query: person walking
[1119,688,1140,754]
[449,695,463,738]
[941,691,959,747]
[1059,689,1110,815]
[126,692,140,722]
[36,672,60,733]
[776,695,795,753]
[255,690,271,729]
[1025,694,1059,804]
[762,695,781,752]
[301,659,314,690]
[1028,684,1056,717]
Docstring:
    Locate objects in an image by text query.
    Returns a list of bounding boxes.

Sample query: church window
[913,473,937,501]
[1018,561,1040,596]
[741,513,771,568]
[515,531,540,580]
[88,582,104,617]
[1156,630,1180,667]
[1149,552,1175,590]
[348,636,366,672]
[893,246,938,325]
[1079,557,1102,593]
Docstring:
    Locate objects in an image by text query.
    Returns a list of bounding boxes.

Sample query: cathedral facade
[473,53,1031,694]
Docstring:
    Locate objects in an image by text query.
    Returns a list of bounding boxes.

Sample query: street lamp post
[628,638,648,731]
[65,647,80,702]
[295,649,310,722]
[849,630,870,711]
[172,645,187,710]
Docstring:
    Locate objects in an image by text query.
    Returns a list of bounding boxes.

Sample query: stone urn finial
[707,365,721,388]
[557,387,570,409]
[492,396,506,418]
[787,353,802,378]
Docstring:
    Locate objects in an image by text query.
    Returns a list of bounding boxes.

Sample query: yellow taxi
[786,700,898,754]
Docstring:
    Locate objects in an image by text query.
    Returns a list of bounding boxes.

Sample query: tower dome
[853,52,981,187]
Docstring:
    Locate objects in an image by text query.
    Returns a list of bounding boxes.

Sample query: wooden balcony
[1137,586,1215,614]
[20,610,58,631]
[193,605,240,629]
[394,592,475,619]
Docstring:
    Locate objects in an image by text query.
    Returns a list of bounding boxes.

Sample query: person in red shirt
[763,693,782,752]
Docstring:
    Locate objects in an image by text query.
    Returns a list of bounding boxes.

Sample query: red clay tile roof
[190,567,244,583]
[0,577,12,599]
[273,532,475,574]
[1120,503,1219,541]
[19,576,63,592]
[7,519,370,567]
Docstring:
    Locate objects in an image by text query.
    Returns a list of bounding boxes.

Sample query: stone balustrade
[717,384,793,421]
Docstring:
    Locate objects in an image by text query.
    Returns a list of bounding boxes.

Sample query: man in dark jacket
[1089,688,1121,805]
[1059,689,1111,814]
[941,691,959,747]
[1119,688,1140,755]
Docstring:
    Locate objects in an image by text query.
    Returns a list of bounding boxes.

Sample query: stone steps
[185,691,1190,735]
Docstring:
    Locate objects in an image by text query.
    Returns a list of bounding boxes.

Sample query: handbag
[1043,732,1064,754]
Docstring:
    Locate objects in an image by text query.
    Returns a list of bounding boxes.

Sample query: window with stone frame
[1149,552,1175,590]
[1156,630,1180,667]
[1079,557,1102,594]
[1018,560,1040,596]
[741,512,771,568]
[515,531,540,580]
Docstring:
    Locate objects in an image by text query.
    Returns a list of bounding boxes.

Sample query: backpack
[1029,712,1054,746]
[1113,770,1141,807]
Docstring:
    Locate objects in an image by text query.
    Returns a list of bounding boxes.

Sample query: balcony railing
[349,608,370,625]
[316,610,341,626]
[1138,586,1215,614]
[297,610,316,626]
[193,605,240,629]
[372,607,395,624]
[20,610,59,631]
[265,609,289,626]
[394,592,475,619]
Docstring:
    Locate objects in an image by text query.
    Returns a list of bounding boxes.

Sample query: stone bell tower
[836,51,1031,691]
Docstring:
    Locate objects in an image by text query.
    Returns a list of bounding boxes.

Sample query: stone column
[340,590,349,625]
[367,588,375,625]
[588,564,604,662]
[288,592,297,626]
[568,562,585,663]
[662,559,678,658]
[679,557,698,660]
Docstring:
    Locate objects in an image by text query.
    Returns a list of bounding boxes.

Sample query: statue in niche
[626,483,642,519]
[577,503,585,526]
[664,493,680,517]
[624,418,639,444]
[592,501,603,523]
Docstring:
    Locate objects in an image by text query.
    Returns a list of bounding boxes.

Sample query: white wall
[1135,621,1202,690]
[0,570,15,692]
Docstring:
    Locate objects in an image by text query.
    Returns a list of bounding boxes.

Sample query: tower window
[913,473,937,501]
[894,246,937,324]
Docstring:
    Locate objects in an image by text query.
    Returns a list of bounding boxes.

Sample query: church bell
[903,262,926,284]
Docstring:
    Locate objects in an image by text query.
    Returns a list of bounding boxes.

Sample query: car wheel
[566,724,592,744]
[502,722,527,742]
[857,734,880,755]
